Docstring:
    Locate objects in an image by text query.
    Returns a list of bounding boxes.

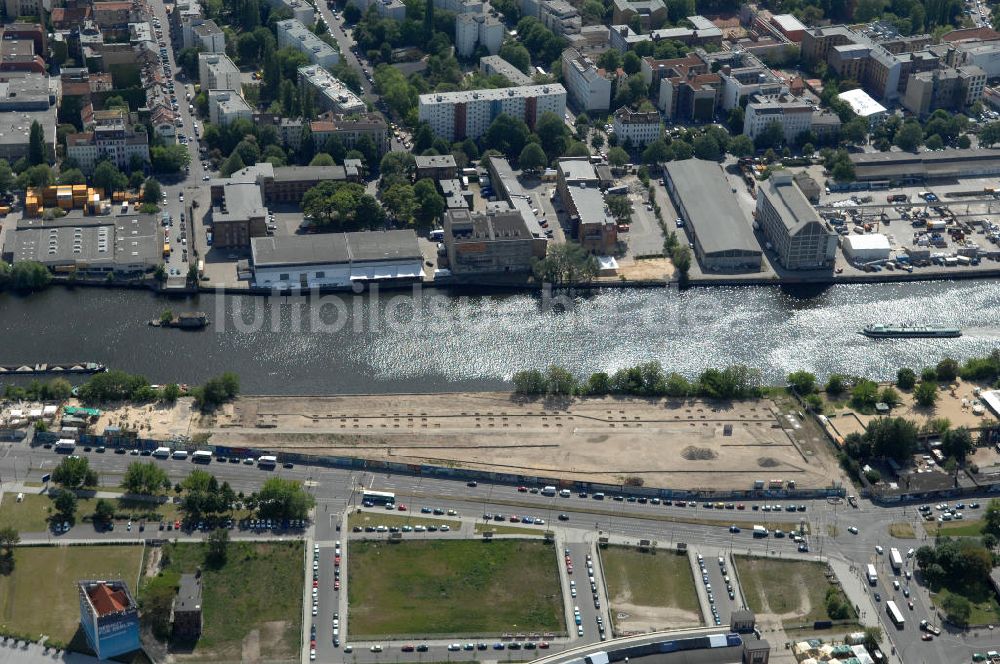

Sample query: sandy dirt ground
[610,600,702,634]
[612,257,674,281]
[81,393,845,490]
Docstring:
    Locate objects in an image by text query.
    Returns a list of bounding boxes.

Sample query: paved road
[3,442,999,664]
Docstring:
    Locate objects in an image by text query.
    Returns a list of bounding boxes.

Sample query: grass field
[348,539,563,638]
[474,523,543,536]
[888,522,916,539]
[735,556,854,626]
[147,541,303,662]
[348,512,459,530]
[0,545,143,644]
[931,585,1000,626]
[923,518,985,537]
[601,546,700,631]
[0,493,181,533]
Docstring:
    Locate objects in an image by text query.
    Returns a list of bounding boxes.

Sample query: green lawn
[348,511,459,530]
[0,545,143,645]
[146,541,303,662]
[0,493,181,533]
[474,523,543,536]
[348,539,564,638]
[932,586,1000,626]
[601,545,699,614]
[735,556,855,626]
[924,518,985,537]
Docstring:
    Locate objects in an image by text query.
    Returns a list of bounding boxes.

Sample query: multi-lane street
[1,439,997,664]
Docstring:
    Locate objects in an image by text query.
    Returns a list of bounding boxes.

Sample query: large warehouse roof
[252,230,421,268]
[850,148,1000,181]
[663,159,759,257]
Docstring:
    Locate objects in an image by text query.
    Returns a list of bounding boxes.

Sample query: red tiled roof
[87,584,129,616]
[942,26,1000,42]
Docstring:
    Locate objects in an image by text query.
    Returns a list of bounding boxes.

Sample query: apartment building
[756,171,837,271]
[208,89,253,126]
[198,53,241,92]
[265,0,315,24]
[455,13,503,58]
[611,0,667,30]
[277,19,339,68]
[4,0,43,19]
[429,0,484,14]
[561,47,613,111]
[298,65,365,114]
[744,97,841,143]
[65,110,150,173]
[192,19,225,53]
[521,0,581,36]
[641,53,721,121]
[610,18,722,51]
[310,113,390,156]
[611,107,661,146]
[481,55,533,85]
[418,84,567,141]
[902,64,986,116]
[718,63,785,110]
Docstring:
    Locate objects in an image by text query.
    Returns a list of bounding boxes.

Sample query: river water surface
[0,281,998,393]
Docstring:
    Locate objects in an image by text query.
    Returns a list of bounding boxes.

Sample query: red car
[313,580,319,588]
[510,515,519,522]
[736,503,745,510]
[517,486,528,492]
[920,634,933,641]
[397,504,407,511]
[334,556,341,566]
[401,644,415,652]
[334,580,340,590]
[174,520,181,530]
[539,642,550,649]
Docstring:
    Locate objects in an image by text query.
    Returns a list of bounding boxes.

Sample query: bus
[192,450,213,463]
[362,490,395,506]
[257,455,277,469]
[886,600,904,629]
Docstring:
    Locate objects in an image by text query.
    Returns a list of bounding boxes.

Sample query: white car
[848,526,859,534]
[370,645,383,653]
[875,545,884,555]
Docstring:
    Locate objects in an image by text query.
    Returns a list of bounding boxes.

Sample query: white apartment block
[481,55,533,85]
[455,13,503,58]
[561,47,612,111]
[208,89,253,126]
[430,0,484,14]
[192,19,225,53]
[418,84,567,141]
[611,107,660,146]
[266,0,315,24]
[276,19,340,68]
[298,65,366,114]
[522,0,581,35]
[198,53,241,93]
[743,99,812,143]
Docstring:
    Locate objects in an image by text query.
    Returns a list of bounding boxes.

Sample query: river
[0,281,997,394]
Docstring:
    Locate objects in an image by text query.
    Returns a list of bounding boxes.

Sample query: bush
[825,373,846,395]
[513,369,547,395]
[193,372,239,410]
[914,381,938,407]
[787,370,817,394]
[921,367,937,382]
[936,357,960,382]
[896,367,916,390]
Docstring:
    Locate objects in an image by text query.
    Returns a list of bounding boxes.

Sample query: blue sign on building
[78,580,141,660]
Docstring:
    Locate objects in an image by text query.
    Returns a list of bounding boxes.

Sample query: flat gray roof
[252,230,421,268]
[558,158,597,182]
[271,165,347,182]
[414,154,457,169]
[10,211,160,268]
[850,148,1000,180]
[664,159,760,257]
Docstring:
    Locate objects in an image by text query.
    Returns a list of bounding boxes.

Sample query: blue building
[78,579,141,660]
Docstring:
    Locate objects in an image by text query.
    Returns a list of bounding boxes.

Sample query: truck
[152,446,171,458]
[191,450,213,463]
[257,455,277,469]
[54,439,76,453]
[541,485,557,497]
[919,620,940,636]
[889,547,903,572]
[752,525,768,538]
[866,563,878,586]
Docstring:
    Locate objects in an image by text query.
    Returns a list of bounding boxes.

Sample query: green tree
[787,371,817,394]
[851,379,879,409]
[692,135,721,161]
[94,498,115,524]
[57,168,86,185]
[728,134,754,157]
[936,357,960,382]
[16,164,53,190]
[207,528,230,566]
[642,139,670,164]
[879,386,900,406]
[897,367,916,389]
[546,365,578,395]
[483,114,531,160]
[518,142,547,172]
[754,121,785,150]
[532,242,598,285]
[309,153,335,166]
[0,525,20,553]
[121,461,170,495]
[984,498,1000,537]
[151,145,191,174]
[513,369,547,395]
[254,477,316,520]
[193,372,240,410]
[0,159,14,194]
[52,456,98,488]
[93,161,128,196]
[914,380,938,407]
[865,416,919,461]
[825,373,846,395]
[53,489,78,520]
[894,121,923,151]
[942,593,972,627]
[941,426,974,462]
[142,178,162,204]
[28,120,46,165]
[78,370,151,402]
[10,261,51,291]
[413,178,445,226]
[622,51,642,75]
[607,146,629,168]
[161,383,181,403]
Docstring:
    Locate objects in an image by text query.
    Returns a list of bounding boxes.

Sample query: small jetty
[148,311,210,330]
[0,362,106,375]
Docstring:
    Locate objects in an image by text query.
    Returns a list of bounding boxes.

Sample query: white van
[559,489,571,497]
[153,447,172,458]
[171,450,189,460]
